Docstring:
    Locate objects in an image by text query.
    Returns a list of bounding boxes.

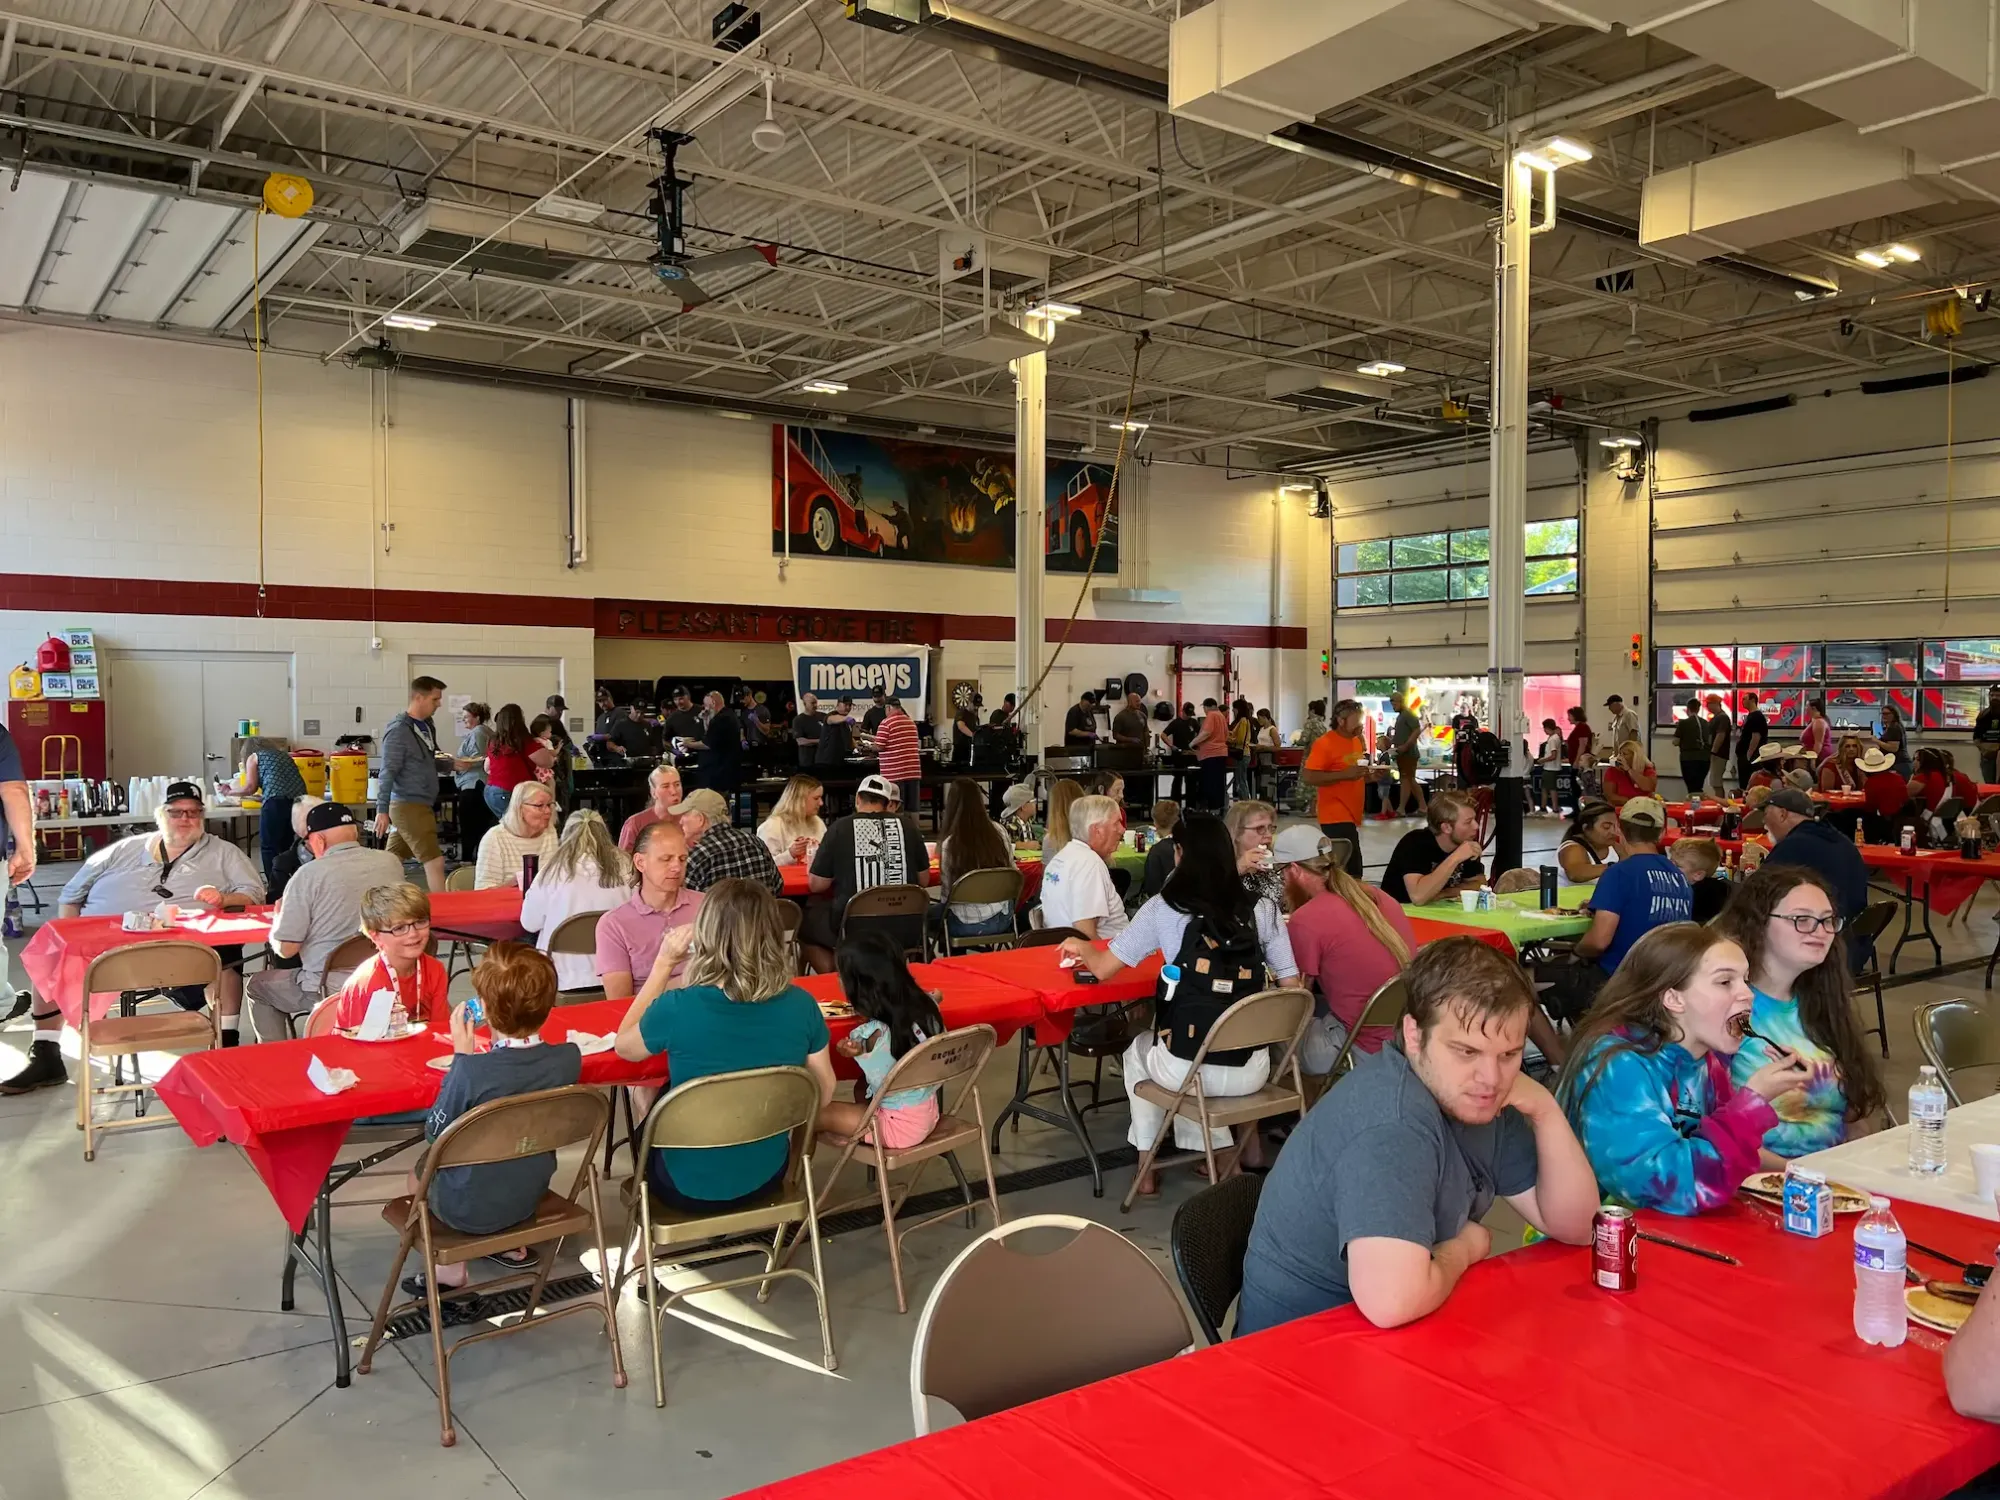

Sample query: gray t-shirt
[1235,1046,1538,1335]
[269,839,406,993]
[455,724,492,791]
[61,831,265,915]
[425,1042,583,1235]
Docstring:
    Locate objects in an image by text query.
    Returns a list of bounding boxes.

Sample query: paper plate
[817,1001,858,1021]
[1741,1171,1870,1214]
[1908,1285,1975,1334]
[426,1054,453,1071]
[336,1022,428,1043]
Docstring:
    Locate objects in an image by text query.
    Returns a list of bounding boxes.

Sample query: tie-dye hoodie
[1727,987,1848,1158]
[1562,1028,1778,1215]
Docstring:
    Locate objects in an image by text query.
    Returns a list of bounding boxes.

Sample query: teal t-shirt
[637,983,829,1201]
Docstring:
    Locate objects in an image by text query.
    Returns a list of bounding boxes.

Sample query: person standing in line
[1736,692,1770,791]
[1704,694,1734,799]
[1532,717,1566,815]
[1192,698,1231,811]
[1800,698,1833,767]
[1296,699,1328,757]
[792,692,825,767]
[1562,706,1595,810]
[1672,697,1710,800]
[698,690,744,816]
[1975,685,2000,787]
[1601,695,1639,757]
[1391,692,1425,818]
[869,697,923,813]
[452,702,495,859]
[376,675,451,893]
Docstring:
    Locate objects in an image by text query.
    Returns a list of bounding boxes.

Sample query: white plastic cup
[1972,1143,2000,1200]
[1460,890,1480,911]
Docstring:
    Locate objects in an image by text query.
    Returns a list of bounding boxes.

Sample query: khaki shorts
[385,800,442,864]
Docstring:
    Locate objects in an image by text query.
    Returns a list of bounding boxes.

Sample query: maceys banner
[788,644,931,707]
[771,425,1118,572]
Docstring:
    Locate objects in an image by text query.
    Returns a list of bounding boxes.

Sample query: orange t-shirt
[1306,731,1367,827]
[328,953,451,1029]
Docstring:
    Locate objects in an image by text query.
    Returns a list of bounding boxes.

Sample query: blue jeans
[484,784,511,818]
[943,908,1014,940]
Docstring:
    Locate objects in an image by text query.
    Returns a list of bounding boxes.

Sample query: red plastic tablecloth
[425,886,531,941]
[748,1199,2000,1500]
[154,997,659,1231]
[931,945,1162,1046]
[1405,916,1517,959]
[20,909,277,1028]
[1857,846,2000,918]
[792,965,1048,1084]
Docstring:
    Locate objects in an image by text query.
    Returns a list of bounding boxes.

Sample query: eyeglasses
[1772,911,1844,935]
[163,807,206,820]
[522,799,555,811]
[379,920,432,937]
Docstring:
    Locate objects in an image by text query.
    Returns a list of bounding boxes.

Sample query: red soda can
[521,853,539,891]
[1593,1205,1637,1291]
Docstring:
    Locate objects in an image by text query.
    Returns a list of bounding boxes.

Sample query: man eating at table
[245,802,404,1042]
[3,782,266,1093]
[1235,939,1598,1334]
[595,820,701,1000]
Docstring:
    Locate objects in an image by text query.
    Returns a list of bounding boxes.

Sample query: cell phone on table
[1072,967,1099,985]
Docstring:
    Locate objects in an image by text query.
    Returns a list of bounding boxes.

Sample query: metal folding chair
[76,941,222,1161]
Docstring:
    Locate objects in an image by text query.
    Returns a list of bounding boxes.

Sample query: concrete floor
[2,809,1994,1499]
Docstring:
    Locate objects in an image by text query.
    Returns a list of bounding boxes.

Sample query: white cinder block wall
[0,324,1311,749]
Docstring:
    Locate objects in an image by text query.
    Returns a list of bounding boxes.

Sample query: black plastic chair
[1850,900,1898,1057]
[1170,1172,1264,1345]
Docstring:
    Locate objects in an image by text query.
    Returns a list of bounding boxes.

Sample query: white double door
[107,651,295,781]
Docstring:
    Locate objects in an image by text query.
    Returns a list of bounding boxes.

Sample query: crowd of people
[7,672,2000,1440]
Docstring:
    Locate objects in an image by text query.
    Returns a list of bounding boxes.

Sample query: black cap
[163,780,204,805]
[305,802,359,834]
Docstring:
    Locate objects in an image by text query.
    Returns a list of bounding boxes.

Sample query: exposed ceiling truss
[1,0,1997,466]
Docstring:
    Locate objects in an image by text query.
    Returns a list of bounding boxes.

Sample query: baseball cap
[304,802,358,834]
[1765,787,1817,817]
[666,788,730,822]
[1001,783,1036,814]
[163,780,205,805]
[1270,826,1333,865]
[1620,796,1667,829]
[856,774,898,800]
[1603,694,1624,706]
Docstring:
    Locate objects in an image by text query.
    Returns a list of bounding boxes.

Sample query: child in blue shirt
[820,930,946,1149]
[1576,798,1692,974]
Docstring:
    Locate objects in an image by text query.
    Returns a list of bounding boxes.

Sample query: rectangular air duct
[1266,366,1394,413]
[395,201,612,281]
[1575,1,2000,199]
[1169,0,1558,137]
[1640,124,1947,259]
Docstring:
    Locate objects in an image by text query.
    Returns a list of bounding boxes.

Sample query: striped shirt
[875,711,920,782]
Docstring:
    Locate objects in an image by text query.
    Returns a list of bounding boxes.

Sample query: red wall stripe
[0,574,1302,651]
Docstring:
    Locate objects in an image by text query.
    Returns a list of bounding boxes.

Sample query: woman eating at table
[1556,799,1619,886]
[1714,865,1882,1161]
[1909,745,1980,815]
[1818,733,1866,792]
[519,810,633,993]
[1600,740,1657,811]
[1746,742,1787,790]
[474,781,559,890]
[1557,923,1811,1214]
[482,703,556,820]
[614,879,835,1210]
[1224,798,1279,902]
[618,764,683,853]
[410,943,582,1305]
[756,776,827,867]
[1062,814,1299,1194]
[936,777,1018,943]
[1041,777,1084,863]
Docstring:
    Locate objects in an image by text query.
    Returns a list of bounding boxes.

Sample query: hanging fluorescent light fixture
[1356,360,1405,377]
[800,379,848,395]
[383,313,437,331]
[1516,136,1593,173]
[1110,419,1149,433]
[1856,242,1920,269]
[1598,433,1643,449]
[1027,300,1081,321]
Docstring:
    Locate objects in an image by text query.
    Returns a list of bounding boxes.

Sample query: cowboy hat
[1753,742,1790,763]
[1856,747,1896,775]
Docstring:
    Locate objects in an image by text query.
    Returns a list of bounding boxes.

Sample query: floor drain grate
[380,1271,607,1341]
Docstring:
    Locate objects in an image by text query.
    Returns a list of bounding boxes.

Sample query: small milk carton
[1783,1166,1833,1239]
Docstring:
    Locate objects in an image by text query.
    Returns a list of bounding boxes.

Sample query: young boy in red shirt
[325,883,450,1029]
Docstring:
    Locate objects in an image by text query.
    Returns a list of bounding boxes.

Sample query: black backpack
[1157,910,1268,1067]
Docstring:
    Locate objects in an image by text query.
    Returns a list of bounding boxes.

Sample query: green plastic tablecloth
[1402,884,1595,943]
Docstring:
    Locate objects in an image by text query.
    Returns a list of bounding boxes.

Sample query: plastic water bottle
[1853,1195,1908,1348]
[1908,1065,1949,1175]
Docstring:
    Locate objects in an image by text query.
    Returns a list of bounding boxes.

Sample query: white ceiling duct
[0,167,321,329]
[1573,0,2000,200]
[1169,0,1574,137]
[1640,123,1950,259]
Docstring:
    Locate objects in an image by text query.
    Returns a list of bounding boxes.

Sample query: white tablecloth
[1795,1092,2000,1221]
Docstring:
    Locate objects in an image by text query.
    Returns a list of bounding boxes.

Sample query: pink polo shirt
[593,886,703,994]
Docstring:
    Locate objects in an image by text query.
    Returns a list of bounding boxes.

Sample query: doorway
[106,651,295,781]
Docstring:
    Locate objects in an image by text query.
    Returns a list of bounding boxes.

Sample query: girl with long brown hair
[1041,777,1085,862]
[938,777,1017,940]
[1713,864,1884,1159]
[1557,923,1810,1214]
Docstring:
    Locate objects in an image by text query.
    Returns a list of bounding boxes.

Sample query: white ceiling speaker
[751,74,785,154]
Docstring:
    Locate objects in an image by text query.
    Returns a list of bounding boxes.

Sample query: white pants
[1124,1029,1271,1153]
[1297,1014,1350,1077]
